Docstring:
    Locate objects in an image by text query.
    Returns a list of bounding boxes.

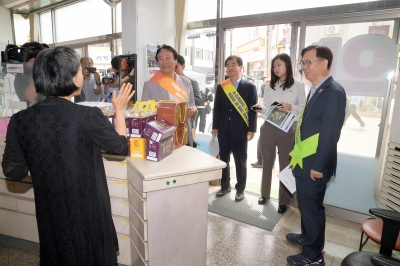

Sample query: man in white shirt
[345,95,366,128]
[79,57,101,102]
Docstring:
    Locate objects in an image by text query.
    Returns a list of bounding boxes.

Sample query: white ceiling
[0,0,72,14]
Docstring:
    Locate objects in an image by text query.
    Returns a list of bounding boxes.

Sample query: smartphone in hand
[251,105,262,111]
[271,101,282,106]
[85,67,97,73]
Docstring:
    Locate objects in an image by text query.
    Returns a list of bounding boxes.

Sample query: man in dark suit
[286,46,346,266]
[212,55,258,202]
[175,55,202,107]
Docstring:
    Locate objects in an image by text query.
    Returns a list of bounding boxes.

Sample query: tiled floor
[0,186,380,266]
[206,185,380,266]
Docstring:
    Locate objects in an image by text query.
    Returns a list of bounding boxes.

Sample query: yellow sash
[289,96,319,169]
[221,79,249,127]
[150,72,188,102]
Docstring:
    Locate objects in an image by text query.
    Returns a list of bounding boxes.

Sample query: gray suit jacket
[142,72,197,146]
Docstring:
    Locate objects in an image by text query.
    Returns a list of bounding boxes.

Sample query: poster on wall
[146,45,159,80]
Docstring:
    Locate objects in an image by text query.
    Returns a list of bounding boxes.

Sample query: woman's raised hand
[112,83,135,113]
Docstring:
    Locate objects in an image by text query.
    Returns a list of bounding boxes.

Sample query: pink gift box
[0,118,10,135]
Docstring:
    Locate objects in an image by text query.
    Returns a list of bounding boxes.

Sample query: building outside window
[185,47,192,57]
[195,48,203,59]
[205,50,213,61]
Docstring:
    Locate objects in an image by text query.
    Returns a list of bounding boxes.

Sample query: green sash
[289,96,319,169]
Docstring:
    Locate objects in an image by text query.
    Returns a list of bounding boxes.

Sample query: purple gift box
[146,136,174,162]
[127,115,156,138]
[142,119,176,142]
[105,115,115,126]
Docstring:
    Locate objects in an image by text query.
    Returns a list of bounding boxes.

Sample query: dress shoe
[287,254,325,266]
[278,205,288,213]
[235,192,244,202]
[216,188,231,198]
[286,233,304,246]
[258,196,267,205]
[250,161,262,168]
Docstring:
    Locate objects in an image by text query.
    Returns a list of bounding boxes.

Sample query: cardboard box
[157,101,182,127]
[146,135,174,162]
[130,138,146,159]
[141,119,176,142]
[128,115,156,138]
[105,115,115,125]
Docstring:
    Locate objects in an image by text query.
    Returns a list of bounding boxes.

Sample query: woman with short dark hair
[253,53,306,213]
[2,46,134,265]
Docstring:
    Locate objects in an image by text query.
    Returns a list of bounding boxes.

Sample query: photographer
[74,57,101,103]
[103,56,134,103]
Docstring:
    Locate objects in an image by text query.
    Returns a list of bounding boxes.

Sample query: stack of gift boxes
[129,100,189,162]
[106,100,189,162]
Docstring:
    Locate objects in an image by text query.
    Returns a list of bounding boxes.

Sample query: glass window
[304,20,395,157]
[195,48,203,60]
[116,3,121,33]
[231,24,290,81]
[205,50,213,61]
[54,0,112,43]
[187,0,217,22]
[13,14,29,45]
[73,48,83,58]
[40,11,53,45]
[222,0,381,18]
[185,47,192,57]
[89,42,112,76]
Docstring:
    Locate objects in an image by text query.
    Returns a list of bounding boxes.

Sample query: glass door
[224,24,294,197]
[301,20,397,214]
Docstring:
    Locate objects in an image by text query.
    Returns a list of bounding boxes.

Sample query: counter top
[126,146,226,181]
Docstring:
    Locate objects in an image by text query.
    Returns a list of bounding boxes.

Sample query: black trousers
[194,108,206,133]
[219,129,248,193]
[296,174,330,261]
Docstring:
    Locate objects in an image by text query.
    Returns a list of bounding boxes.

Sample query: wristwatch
[96,81,101,85]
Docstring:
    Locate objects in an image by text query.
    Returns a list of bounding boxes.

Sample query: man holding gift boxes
[142,44,197,146]
[212,55,258,202]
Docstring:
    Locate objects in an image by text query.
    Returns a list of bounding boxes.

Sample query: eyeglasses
[299,59,324,67]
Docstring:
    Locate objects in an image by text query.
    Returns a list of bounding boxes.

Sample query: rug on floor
[208,190,283,231]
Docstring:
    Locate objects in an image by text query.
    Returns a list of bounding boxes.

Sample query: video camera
[1,42,44,64]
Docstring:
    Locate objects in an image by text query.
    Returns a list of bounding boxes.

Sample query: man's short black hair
[33,46,81,97]
[177,54,185,65]
[301,45,333,70]
[155,44,178,62]
[111,56,119,70]
[224,55,243,67]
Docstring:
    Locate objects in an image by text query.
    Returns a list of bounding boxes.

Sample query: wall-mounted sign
[234,37,261,56]
[368,25,390,36]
